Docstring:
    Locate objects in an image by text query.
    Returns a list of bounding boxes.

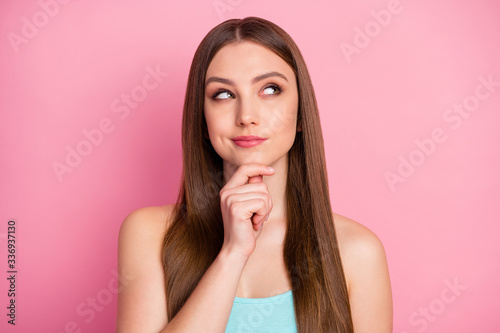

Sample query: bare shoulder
[116,204,176,332]
[333,212,388,291]
[333,212,393,332]
[333,212,387,266]
[119,204,175,237]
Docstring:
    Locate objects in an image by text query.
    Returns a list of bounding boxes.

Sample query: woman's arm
[334,214,393,333]
[116,205,249,333]
[116,206,170,332]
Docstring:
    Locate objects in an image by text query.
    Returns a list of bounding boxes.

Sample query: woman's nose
[236,96,260,126]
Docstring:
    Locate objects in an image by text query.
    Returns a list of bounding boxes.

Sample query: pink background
[1,0,499,332]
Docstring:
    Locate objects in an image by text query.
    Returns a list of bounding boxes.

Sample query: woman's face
[204,40,300,171]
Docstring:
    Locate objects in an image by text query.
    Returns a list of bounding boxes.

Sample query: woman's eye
[213,91,234,100]
[211,85,281,100]
[261,85,281,95]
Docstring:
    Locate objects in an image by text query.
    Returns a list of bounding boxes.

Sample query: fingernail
[267,167,275,172]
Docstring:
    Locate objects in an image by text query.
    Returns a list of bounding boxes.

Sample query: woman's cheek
[265,105,293,134]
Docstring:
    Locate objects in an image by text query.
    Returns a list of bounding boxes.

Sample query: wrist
[218,245,250,267]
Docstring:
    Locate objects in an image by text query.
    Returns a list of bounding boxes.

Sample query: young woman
[116,17,392,333]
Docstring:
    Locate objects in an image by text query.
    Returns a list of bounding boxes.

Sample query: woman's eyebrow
[205,71,288,87]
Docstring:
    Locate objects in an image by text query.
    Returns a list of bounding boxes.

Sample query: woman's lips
[231,136,267,148]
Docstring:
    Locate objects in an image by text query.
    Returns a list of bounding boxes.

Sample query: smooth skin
[116,41,392,332]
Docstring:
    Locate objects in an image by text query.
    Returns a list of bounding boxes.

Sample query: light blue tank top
[225,289,298,333]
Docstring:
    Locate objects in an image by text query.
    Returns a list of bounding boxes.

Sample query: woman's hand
[219,163,275,259]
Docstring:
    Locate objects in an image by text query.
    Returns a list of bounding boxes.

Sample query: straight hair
[161,16,353,332]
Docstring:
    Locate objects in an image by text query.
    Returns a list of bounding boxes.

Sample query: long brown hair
[161,16,353,332]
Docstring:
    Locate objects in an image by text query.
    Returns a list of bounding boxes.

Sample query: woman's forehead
[206,41,295,84]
